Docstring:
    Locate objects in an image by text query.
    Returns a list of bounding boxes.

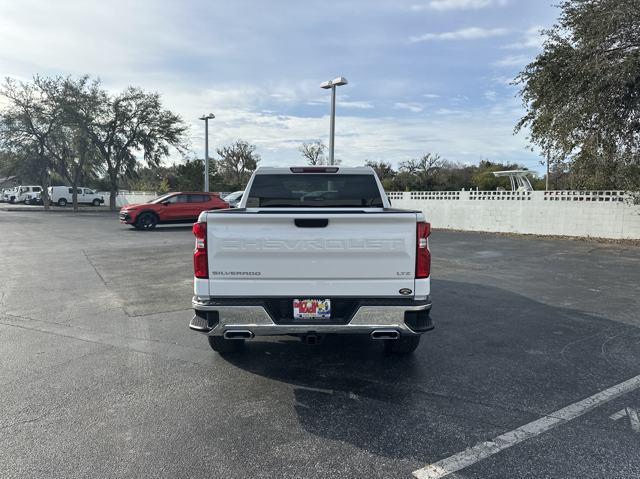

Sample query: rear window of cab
[246,174,384,208]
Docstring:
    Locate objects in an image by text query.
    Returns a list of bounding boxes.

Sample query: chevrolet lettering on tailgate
[221,238,406,252]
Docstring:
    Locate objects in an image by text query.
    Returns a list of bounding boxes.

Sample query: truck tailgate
[205,212,417,297]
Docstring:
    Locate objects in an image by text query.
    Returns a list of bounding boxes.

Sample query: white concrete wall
[97,191,158,208]
[387,190,640,240]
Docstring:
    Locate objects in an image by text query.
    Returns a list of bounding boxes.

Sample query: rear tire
[384,335,421,355]
[92,199,100,206]
[135,212,158,230]
[58,198,67,207]
[207,336,245,354]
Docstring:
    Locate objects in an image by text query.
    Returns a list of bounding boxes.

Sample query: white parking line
[413,373,640,479]
[609,407,640,433]
[610,409,627,420]
[627,408,640,433]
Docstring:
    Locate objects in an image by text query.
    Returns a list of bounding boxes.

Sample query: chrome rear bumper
[190,296,433,337]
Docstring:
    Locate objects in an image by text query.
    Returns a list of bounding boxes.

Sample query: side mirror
[161,201,170,206]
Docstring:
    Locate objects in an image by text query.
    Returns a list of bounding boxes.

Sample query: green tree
[1,75,189,210]
[73,82,189,210]
[432,160,475,191]
[365,160,395,183]
[471,160,517,190]
[157,178,170,194]
[39,76,103,211]
[175,159,206,191]
[216,140,260,190]
[0,77,66,209]
[0,149,38,184]
[515,0,640,191]
[126,166,165,192]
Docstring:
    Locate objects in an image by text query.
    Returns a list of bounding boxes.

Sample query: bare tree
[299,141,327,165]
[399,153,443,176]
[216,140,260,189]
[398,153,445,190]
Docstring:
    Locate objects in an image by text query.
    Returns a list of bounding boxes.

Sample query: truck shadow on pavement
[124,224,194,232]
[221,279,640,461]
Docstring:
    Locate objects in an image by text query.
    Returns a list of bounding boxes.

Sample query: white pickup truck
[189,166,433,355]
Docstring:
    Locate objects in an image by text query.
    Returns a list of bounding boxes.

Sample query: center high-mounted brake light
[192,222,208,279]
[289,167,339,173]
[415,222,431,278]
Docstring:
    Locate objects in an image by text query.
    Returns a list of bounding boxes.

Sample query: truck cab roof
[253,166,375,175]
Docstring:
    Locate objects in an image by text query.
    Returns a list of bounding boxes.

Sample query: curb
[0,207,117,214]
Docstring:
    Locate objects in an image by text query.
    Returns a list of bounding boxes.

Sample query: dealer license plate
[293,299,331,320]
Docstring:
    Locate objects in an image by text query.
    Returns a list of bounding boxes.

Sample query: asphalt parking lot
[1,210,639,479]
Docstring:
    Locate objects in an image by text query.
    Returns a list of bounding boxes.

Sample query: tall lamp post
[199,113,215,192]
[320,77,348,165]
[545,157,550,191]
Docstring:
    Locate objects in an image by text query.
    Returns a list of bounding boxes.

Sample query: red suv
[119,192,229,229]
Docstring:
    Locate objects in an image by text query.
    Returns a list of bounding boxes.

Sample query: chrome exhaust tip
[370,329,400,340]
[223,330,254,340]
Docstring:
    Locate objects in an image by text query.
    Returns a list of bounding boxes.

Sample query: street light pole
[204,119,209,192]
[546,157,550,191]
[320,77,348,165]
[199,113,215,192]
[329,85,336,165]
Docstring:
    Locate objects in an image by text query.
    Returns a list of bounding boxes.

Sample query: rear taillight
[416,222,431,279]
[193,222,208,279]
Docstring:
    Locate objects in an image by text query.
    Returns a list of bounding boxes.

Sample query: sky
[0,0,560,173]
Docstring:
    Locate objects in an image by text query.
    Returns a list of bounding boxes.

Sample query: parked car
[223,190,244,208]
[189,166,433,355]
[15,186,42,203]
[2,187,18,203]
[48,186,105,207]
[25,191,43,205]
[119,192,229,229]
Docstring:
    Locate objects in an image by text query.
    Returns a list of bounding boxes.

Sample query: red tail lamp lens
[192,222,208,278]
[416,222,431,279]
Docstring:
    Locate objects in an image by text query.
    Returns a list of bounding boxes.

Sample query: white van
[48,186,105,207]
[2,187,18,203]
[16,186,42,203]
